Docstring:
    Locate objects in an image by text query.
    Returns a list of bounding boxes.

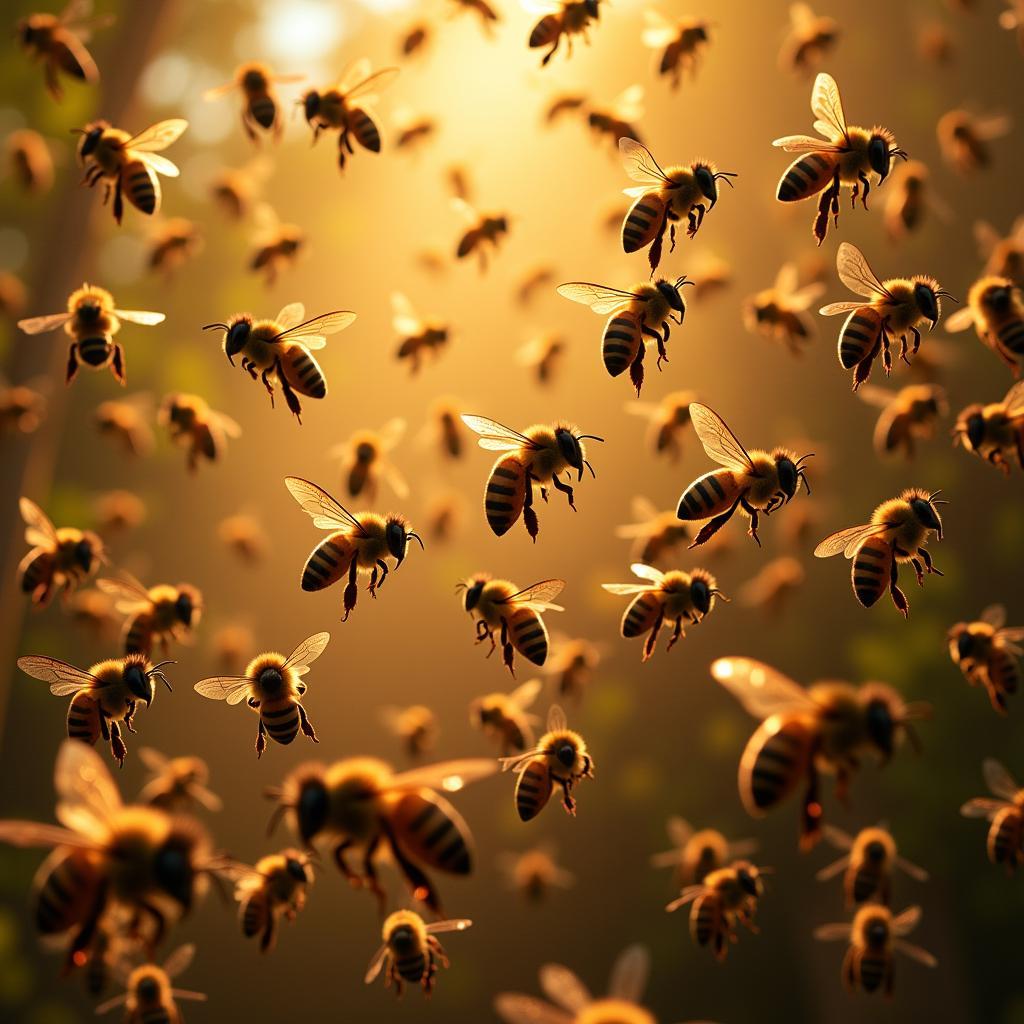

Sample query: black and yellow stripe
[515,759,552,821]
[391,792,473,875]
[692,892,721,949]
[77,335,111,367]
[260,699,300,745]
[282,347,327,398]
[988,807,1023,867]
[396,950,427,984]
[484,455,525,537]
[20,550,52,595]
[777,152,837,202]
[351,109,382,153]
[33,849,99,935]
[122,159,157,215]
[251,96,276,129]
[508,607,548,665]
[851,537,892,608]
[602,313,640,377]
[996,318,1024,356]
[621,193,664,253]
[125,611,155,656]
[838,309,881,369]
[67,691,101,746]
[300,533,353,592]
[529,14,560,48]
[742,719,810,812]
[622,592,660,639]
[676,470,733,521]
[241,889,268,938]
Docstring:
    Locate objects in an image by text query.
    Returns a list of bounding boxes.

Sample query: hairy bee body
[237,850,312,952]
[529,1,601,66]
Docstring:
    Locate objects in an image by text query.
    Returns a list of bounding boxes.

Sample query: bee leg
[343,560,359,620]
[109,721,127,767]
[629,342,645,396]
[798,767,822,851]
[373,559,390,592]
[500,618,516,675]
[858,171,871,209]
[813,178,834,245]
[542,37,559,66]
[687,206,700,238]
[110,344,126,385]
[888,559,909,618]
[881,329,893,374]
[741,499,761,547]
[852,339,879,391]
[361,834,388,914]
[332,839,361,888]
[137,901,167,956]
[850,180,858,209]
[552,473,576,510]
[918,547,942,576]
[688,494,742,547]
[66,343,80,385]
[539,485,549,503]
[665,616,685,652]
[522,470,540,541]
[657,325,670,368]
[113,177,124,225]
[910,325,921,356]
[255,719,267,759]
[124,701,136,733]
[559,777,577,816]
[642,607,664,662]
[383,819,444,915]
[260,915,277,954]
[368,565,379,597]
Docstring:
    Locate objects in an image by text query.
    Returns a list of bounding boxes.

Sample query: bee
[779,3,840,73]
[248,204,305,285]
[773,73,906,244]
[543,635,603,700]
[497,842,575,901]
[819,243,952,387]
[18,496,105,607]
[689,252,733,302]
[399,22,431,57]
[737,556,806,617]
[948,605,1024,714]
[743,262,825,356]
[543,92,587,126]
[459,576,565,675]
[302,60,399,170]
[285,476,423,620]
[642,11,711,88]
[515,265,556,306]
[158,392,241,473]
[453,197,510,270]
[137,748,222,814]
[75,119,187,225]
[95,944,206,1020]
[0,271,27,318]
[1001,1,1024,51]
[17,0,110,100]
[0,377,47,436]
[204,62,303,142]
[146,217,203,279]
[618,138,736,273]
[712,656,930,849]
[393,110,437,152]
[650,817,758,888]
[451,0,501,30]
[617,500,693,565]
[961,758,1024,872]
[204,303,356,422]
[267,756,496,913]
[446,162,473,201]
[421,398,466,459]
[218,513,268,564]
[882,160,951,243]
[391,293,450,373]
[625,391,698,462]
[975,217,1024,286]
[98,571,202,658]
[6,129,54,194]
[675,403,813,548]
[209,156,271,220]
[815,905,937,995]
[18,283,164,386]
[365,912,472,997]
[233,850,314,952]
[814,488,946,616]
[194,632,329,758]
[469,678,543,755]
[585,85,645,151]
[329,418,408,504]
[500,705,593,820]
[18,653,173,766]
[79,922,134,998]
[945,276,1024,376]
[423,492,464,543]
[461,414,602,540]
[515,331,566,386]
[93,394,155,457]
[936,108,1011,175]
[93,490,146,534]
[380,705,439,760]
[816,825,928,907]
[858,384,947,459]
[557,277,690,395]
[525,0,603,66]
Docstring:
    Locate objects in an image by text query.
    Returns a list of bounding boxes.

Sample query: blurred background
[0,0,1022,1021]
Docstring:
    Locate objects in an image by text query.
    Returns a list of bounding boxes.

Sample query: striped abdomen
[279,345,327,399]
[851,865,882,904]
[301,532,355,591]
[241,888,269,938]
[250,95,276,130]
[121,159,158,215]
[19,548,54,597]
[515,759,553,821]
[989,648,1020,698]
[676,470,740,521]
[838,307,882,369]
[995,316,1024,356]
[850,950,887,994]
[67,691,102,746]
[529,14,561,47]
[507,606,549,665]
[777,152,839,202]
[33,847,103,935]
[389,790,473,875]
[350,108,382,152]
[988,806,1023,868]
[484,454,527,537]
[260,696,300,746]
[851,536,894,608]
[621,192,667,254]
[691,892,725,957]
[125,610,156,656]
[347,462,370,498]
[602,311,642,378]
[77,334,113,367]
[739,715,814,815]
[622,591,662,638]
[396,948,427,983]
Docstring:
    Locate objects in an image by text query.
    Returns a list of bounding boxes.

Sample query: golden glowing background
[1,0,1023,1021]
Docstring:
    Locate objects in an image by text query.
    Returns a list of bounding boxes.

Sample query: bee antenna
[795,452,815,466]
[576,434,605,443]
[927,488,943,500]
[936,290,959,303]
[711,589,731,603]
[406,530,425,550]
[714,171,737,187]
[149,660,177,673]
[454,581,467,593]
[676,276,694,288]
[202,323,228,332]
[583,459,596,479]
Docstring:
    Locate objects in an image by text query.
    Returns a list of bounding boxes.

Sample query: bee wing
[975,113,1012,140]
[813,522,889,559]
[983,757,1021,801]
[890,905,922,935]
[204,80,239,100]
[557,281,638,315]
[284,476,368,535]
[520,0,563,13]
[451,195,480,225]
[424,918,473,935]
[618,137,672,187]
[193,675,252,705]
[17,312,72,334]
[1003,380,1024,416]
[391,292,423,334]
[493,995,571,1024]
[509,678,543,710]
[774,262,799,297]
[113,308,165,326]
[814,854,851,881]
[539,964,592,1013]
[363,942,390,985]
[601,583,654,595]
[710,656,816,718]
[17,656,101,697]
[547,704,567,732]
[282,632,331,672]
[0,821,98,849]
[138,747,170,773]
[135,152,179,178]
[818,301,864,316]
[665,885,705,912]
[856,384,894,409]
[385,758,498,793]
[55,740,123,838]
[981,604,1007,629]
[959,797,1008,819]
[378,417,407,451]
[501,579,566,609]
[632,494,660,519]
[213,411,242,439]
[275,303,306,331]
[689,404,755,472]
[345,67,399,102]
[813,922,853,942]
[642,9,678,47]
[460,414,536,450]
[126,119,188,153]
[611,84,644,122]
[789,2,816,29]
[273,311,357,343]
[771,134,842,153]
[339,58,373,93]
[943,306,975,332]
[821,823,854,850]
[810,72,848,140]
[666,815,693,847]
[19,497,57,547]
[97,571,151,611]
[608,944,649,1003]
[836,242,890,300]
[58,0,94,24]
[631,562,666,585]
[894,854,930,883]
[893,938,938,968]
[162,944,196,979]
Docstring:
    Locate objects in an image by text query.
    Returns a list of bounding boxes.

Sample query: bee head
[75,536,98,572]
[912,279,944,328]
[301,90,322,123]
[864,696,897,757]
[775,450,813,501]
[584,0,600,18]
[220,317,252,360]
[909,490,944,536]
[258,663,284,695]
[735,861,764,898]
[124,656,157,706]
[554,738,578,769]
[864,839,887,863]
[76,122,106,161]
[656,277,688,316]
[294,773,329,843]
[983,281,1014,313]
[867,129,904,182]
[556,425,604,481]
[955,629,977,660]
[16,19,35,45]
[355,440,377,464]
[389,924,416,953]
[458,575,487,612]
[865,917,889,947]
[688,570,724,615]
[136,975,161,1002]
[694,163,718,204]
[285,855,311,883]
[174,587,199,627]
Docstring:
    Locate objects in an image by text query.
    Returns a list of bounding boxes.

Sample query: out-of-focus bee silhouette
[450,0,501,34]
[0,272,27,318]
[642,11,712,88]
[204,62,303,142]
[446,162,473,201]
[858,383,947,459]
[330,418,409,503]
[688,252,733,302]
[158,393,240,472]
[469,678,542,755]
[392,293,450,373]
[393,109,438,153]
[95,943,206,1019]
[544,92,588,124]
[816,824,928,907]
[211,622,254,674]
[918,21,956,63]
[5,129,54,194]
[138,748,222,813]
[414,248,448,275]
[0,376,47,436]
[961,758,1024,872]
[218,513,268,564]
[516,331,566,386]
[616,497,692,565]
[1000,2,1024,51]
[453,197,510,270]
[248,204,305,285]
[650,816,758,888]
[93,394,155,457]
[365,911,472,997]
[17,0,111,100]
[543,635,603,700]
[585,85,645,151]
[398,21,432,58]
[380,705,439,760]
[146,217,203,279]
[18,496,105,607]
[743,262,825,356]
[937,108,1011,174]
[515,265,556,306]
[779,3,840,73]
[232,849,314,953]
[419,398,466,460]
[948,606,1024,713]
[209,157,271,220]
[497,842,575,901]
[423,491,465,543]
[625,391,697,462]
[738,556,806,617]
[93,489,145,534]
[525,0,604,66]
[882,160,951,242]
[974,217,1024,286]
[946,276,1024,375]
[98,570,202,658]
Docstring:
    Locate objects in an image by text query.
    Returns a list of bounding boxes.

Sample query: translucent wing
[814,854,850,881]
[631,562,666,584]
[943,307,975,332]
[960,797,1008,819]
[113,308,165,325]
[97,570,152,611]
[981,604,1007,629]
[275,303,306,331]
[386,759,498,793]
[193,675,252,705]
[364,943,389,984]
[836,242,890,299]
[689,404,755,471]
[821,824,854,851]
[55,741,122,839]
[509,678,543,710]
[425,918,473,935]
[618,137,672,187]
[1004,380,1024,416]
[819,301,867,316]
[665,885,705,912]
[500,579,566,609]
[857,384,894,410]
[547,705,567,732]
[461,415,536,450]
[138,747,170,773]
[894,938,938,968]
[203,81,239,100]
[18,312,72,334]
[284,477,367,535]
[283,632,331,672]
[17,656,101,697]
[601,582,655,595]
[126,119,188,153]
[813,922,853,942]
[539,964,592,1013]
[272,311,357,342]
[890,905,922,935]
[493,995,572,1024]
[135,152,179,178]
[983,757,1021,801]
[975,114,1012,140]
[0,821,95,849]
[813,522,889,559]
[811,73,848,140]
[391,292,423,334]
[611,84,644,122]
[20,497,57,547]
[345,67,399,101]
[609,944,649,1003]
[214,411,242,438]
[790,2,815,29]
[378,418,406,450]
[667,815,693,847]
[711,656,815,718]
[557,282,639,314]
[775,263,799,296]
[771,134,842,153]
[163,944,195,979]
[339,58,373,93]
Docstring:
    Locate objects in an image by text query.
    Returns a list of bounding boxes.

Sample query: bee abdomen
[123,159,157,214]
[621,193,666,254]
[996,318,1024,355]
[838,308,882,369]
[67,691,101,746]
[991,650,1020,695]
[692,892,722,948]
[77,335,112,366]
[740,716,813,814]
[241,890,269,937]
[602,313,641,377]
[251,96,276,129]
[390,791,473,874]
[261,701,300,745]
[988,807,1023,866]
[280,347,327,399]
[622,592,660,638]
[125,611,155,656]
[20,550,53,593]
[777,152,836,202]
[676,470,735,520]
[857,953,886,993]
[851,537,893,608]
[301,534,353,591]
[508,607,548,665]
[515,759,553,822]
[350,108,382,153]
[852,868,879,904]
[484,455,526,537]
[529,15,560,47]
[397,951,427,983]
[33,849,99,935]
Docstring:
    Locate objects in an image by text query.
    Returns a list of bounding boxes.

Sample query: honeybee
[461,415,602,540]
[0,377,47,436]
[525,0,603,66]
[95,944,206,1020]
[204,62,303,142]
[675,403,812,547]
[18,653,173,765]
[204,303,356,422]
[380,705,439,760]
[516,331,566,386]
[743,262,825,356]
[557,277,690,395]
[945,276,1024,376]
[948,605,1024,714]
[157,392,241,472]
[500,705,593,820]
[858,383,947,459]
[365,912,472,996]
[882,160,950,242]
[0,271,27,318]
[816,825,928,907]
[814,488,946,616]
[779,3,840,73]
[6,129,54,194]
[470,678,543,755]
[625,391,697,462]
[773,73,906,244]
[17,0,109,99]
[585,85,645,151]
[233,850,314,952]
[248,204,305,285]
[267,756,496,913]
[194,632,329,758]
[688,252,733,302]
[421,398,466,459]
[146,217,203,279]
[459,576,565,674]
[451,0,500,31]
[961,758,1024,872]
[393,111,437,152]
[975,217,1024,286]
[209,157,271,220]
[392,293,450,373]
[815,905,937,995]
[210,622,254,674]
[285,476,423,620]
[93,394,155,457]
[737,556,806,617]
[936,108,1011,175]
[453,197,510,270]
[399,22,431,57]
[543,635,603,700]
[617,500,693,565]
[497,842,575,901]
[819,243,952,387]
[18,283,165,386]
[93,490,145,534]
[917,21,955,64]
[642,12,711,88]
[543,92,587,126]
[218,513,268,564]
[603,562,726,661]
[138,748,222,814]
[98,571,202,658]
[712,656,930,849]
[515,265,555,306]
[650,817,758,888]
[1001,2,1024,51]
[18,496,105,606]
[330,418,408,504]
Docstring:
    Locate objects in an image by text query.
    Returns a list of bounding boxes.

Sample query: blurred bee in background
[819,243,952,387]
[858,384,947,459]
[218,513,268,565]
[515,265,556,306]
[393,109,437,153]
[98,571,202,657]
[774,73,906,244]
[500,705,593,820]
[211,622,255,674]
[138,748,222,814]
[543,92,587,126]
[814,488,946,616]
[815,905,936,994]
[420,398,466,459]
[18,283,165,386]
[330,418,408,503]
[625,391,697,462]
[233,850,314,952]
[713,656,930,849]
[398,21,431,57]
[195,632,329,758]
[516,331,566,386]
[446,162,473,200]
[0,271,27,318]
[1001,2,1024,51]
[651,817,758,888]
[497,842,575,902]
[616,498,693,565]
[453,197,510,270]
[882,160,950,242]
[95,944,206,1019]
[743,262,825,356]
[642,11,711,88]
[948,606,1024,714]
[285,476,423,619]
[67,588,119,644]
[688,252,733,302]
[18,497,105,607]
[146,217,203,279]
[779,3,840,73]
[209,156,271,220]
[961,758,1024,872]
[936,108,1011,174]
[469,678,542,755]
[585,86,645,151]
[365,912,472,997]
[93,394,155,457]
[16,0,109,99]
[248,204,305,285]
[392,293,450,373]
[525,0,603,66]
[543,635,603,701]
[0,377,47,436]
[380,705,439,760]
[816,825,928,907]
[737,556,806,617]
[975,217,1024,286]
[946,276,1024,376]
[423,492,465,543]
[602,562,726,661]
[93,489,145,534]
[918,21,955,63]
[5,129,54,194]
[158,393,241,473]
[204,62,303,142]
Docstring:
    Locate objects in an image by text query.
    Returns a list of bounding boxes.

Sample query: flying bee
[858,383,947,459]
[497,842,575,901]
[392,293,450,373]
[146,217,202,279]
[469,678,543,755]
[625,390,697,461]
[945,276,1024,376]
[218,513,268,564]
[195,632,330,758]
[6,129,54,194]
[743,262,825,356]
[98,571,202,658]
[618,138,736,272]
[544,92,587,126]
[158,392,241,473]
[0,377,47,436]
[453,197,510,270]
[961,758,1024,873]
[642,12,711,88]
[1002,1,1024,50]
[603,562,726,661]
[93,394,155,457]
[975,217,1024,286]
[17,0,110,99]
[712,656,930,849]
[882,160,951,242]
[948,606,1024,714]
[819,242,953,387]
[773,73,906,244]
[211,622,254,674]
[267,756,496,914]
[399,21,431,57]
[936,108,1011,175]
[816,825,928,908]
[204,62,303,142]
[330,418,408,503]
[558,277,690,395]
[515,265,556,306]
[543,635,603,700]
[676,403,813,548]
[461,415,602,540]
[451,0,501,32]
[650,817,758,889]
[93,490,145,534]
[209,156,271,220]
[18,283,165,386]
[380,705,439,760]
[393,110,437,152]
[17,653,173,765]
[815,905,937,995]
[737,556,806,617]
[204,303,356,422]
[18,497,105,607]
[138,748,222,814]
[285,476,423,620]
[95,944,206,1020]
[233,850,314,952]
[585,85,645,151]
[814,488,946,616]
[779,3,840,73]
[248,204,305,285]
[524,0,603,66]
[617,500,695,565]
[421,398,466,459]
[516,331,566,386]
[365,912,472,997]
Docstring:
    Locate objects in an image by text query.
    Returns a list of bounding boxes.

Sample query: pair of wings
[688,403,757,473]
[284,476,369,535]
[961,758,1022,819]
[500,706,571,772]
[364,919,472,984]
[460,414,543,453]
[136,747,223,812]
[120,119,188,181]
[602,562,669,595]
[711,656,817,719]
[19,303,165,336]
[618,136,677,195]
[20,496,59,548]
[496,579,566,613]
[813,518,895,559]
[818,242,893,316]
[772,72,850,151]
[642,9,685,48]
[194,632,331,704]
[557,281,643,314]
[97,569,156,612]
[204,71,304,101]
[268,303,357,350]
[815,824,930,884]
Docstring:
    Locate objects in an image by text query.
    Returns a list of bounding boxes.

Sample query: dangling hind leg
[741,499,762,547]
[642,606,665,662]
[499,618,515,675]
[552,473,575,509]
[688,494,743,548]
[343,559,359,620]
[888,558,909,618]
[665,616,686,652]
[522,469,539,541]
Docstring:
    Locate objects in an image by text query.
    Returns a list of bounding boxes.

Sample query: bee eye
[868,137,891,178]
[297,782,328,841]
[695,166,717,201]
[966,413,985,449]
[556,743,576,767]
